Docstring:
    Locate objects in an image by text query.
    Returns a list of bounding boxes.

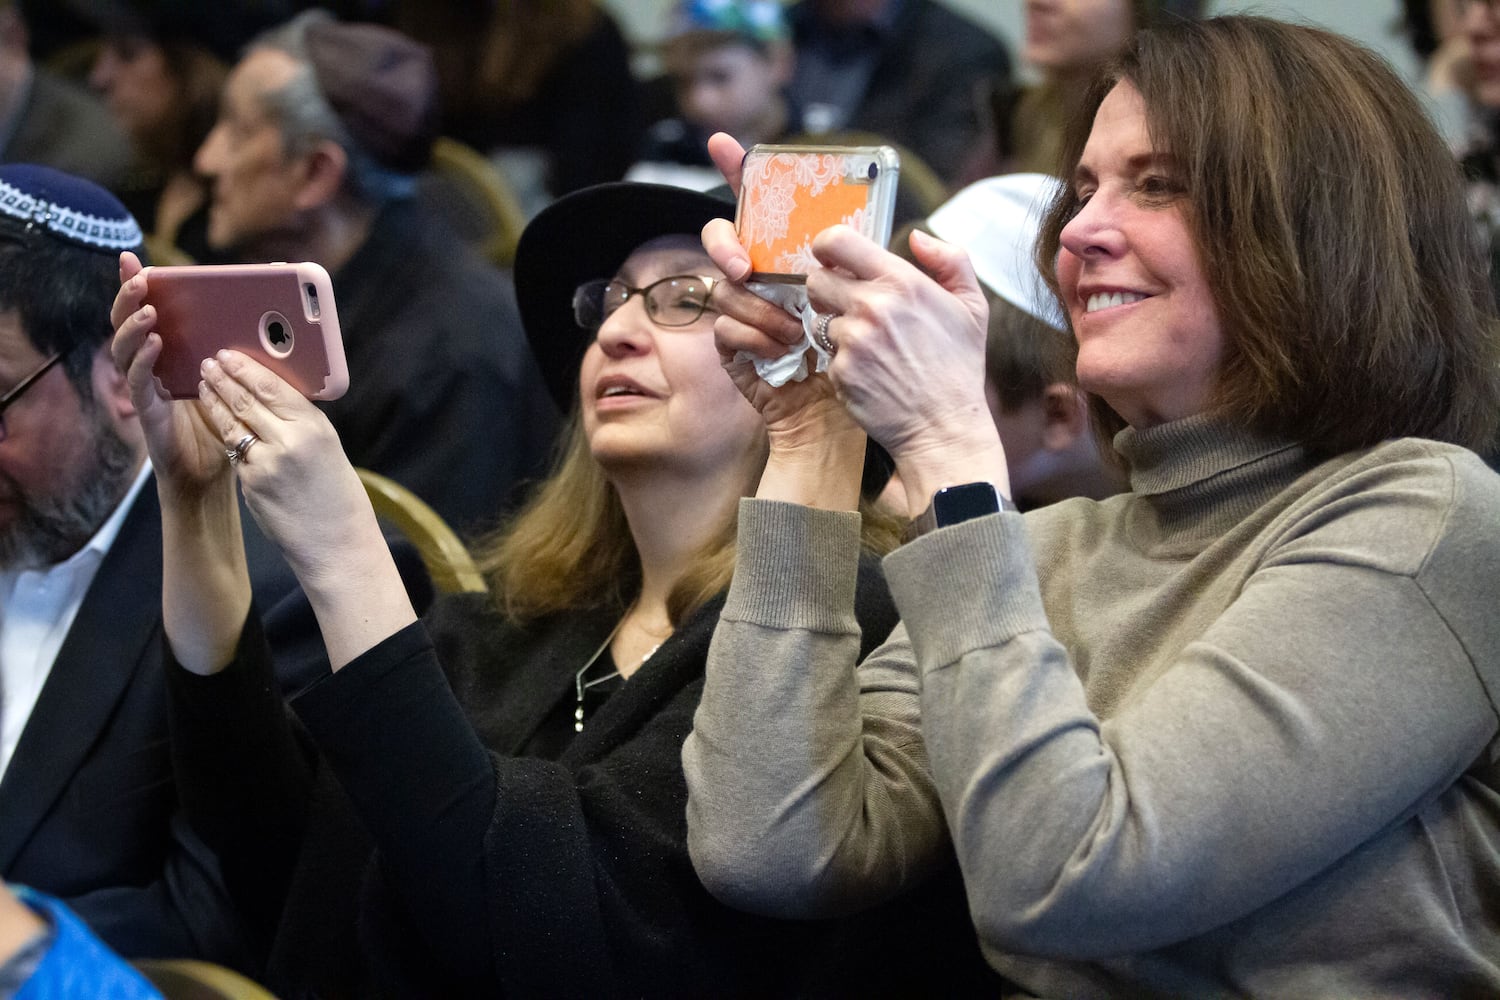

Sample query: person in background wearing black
[393,0,642,211]
[784,0,1009,186]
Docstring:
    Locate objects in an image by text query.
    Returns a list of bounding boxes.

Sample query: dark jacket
[444,10,642,197]
[786,0,1009,183]
[0,483,306,967]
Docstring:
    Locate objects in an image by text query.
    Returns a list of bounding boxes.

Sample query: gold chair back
[357,467,488,594]
[133,959,279,1000]
[420,136,530,268]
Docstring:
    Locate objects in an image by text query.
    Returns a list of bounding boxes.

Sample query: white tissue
[736,282,833,387]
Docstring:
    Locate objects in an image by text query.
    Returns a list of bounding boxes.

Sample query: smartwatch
[903,482,1016,544]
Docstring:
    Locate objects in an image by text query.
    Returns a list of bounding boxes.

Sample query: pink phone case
[143,262,349,400]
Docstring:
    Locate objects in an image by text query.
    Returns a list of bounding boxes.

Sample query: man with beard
[0,163,311,969]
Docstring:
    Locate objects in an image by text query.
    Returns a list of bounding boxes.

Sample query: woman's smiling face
[1056,81,1224,429]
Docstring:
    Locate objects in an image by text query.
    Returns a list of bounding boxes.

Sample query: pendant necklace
[575,620,663,732]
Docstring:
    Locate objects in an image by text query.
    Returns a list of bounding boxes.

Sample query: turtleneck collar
[1111,413,1313,549]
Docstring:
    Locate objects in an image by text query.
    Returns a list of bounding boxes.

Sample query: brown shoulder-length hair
[1036,15,1500,454]
[472,409,903,627]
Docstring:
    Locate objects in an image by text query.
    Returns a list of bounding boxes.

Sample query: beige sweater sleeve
[683,499,947,918]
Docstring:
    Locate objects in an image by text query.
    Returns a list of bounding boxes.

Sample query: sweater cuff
[883,512,1049,673]
[726,498,863,635]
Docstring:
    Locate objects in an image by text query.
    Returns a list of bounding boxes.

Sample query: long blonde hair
[474,409,901,626]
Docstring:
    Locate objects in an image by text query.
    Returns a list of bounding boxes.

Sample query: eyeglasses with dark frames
[0,347,71,441]
[572,275,719,331]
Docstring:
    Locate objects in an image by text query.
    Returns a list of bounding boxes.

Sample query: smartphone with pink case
[143,261,349,400]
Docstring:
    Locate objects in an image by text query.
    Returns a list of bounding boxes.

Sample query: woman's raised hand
[113,251,255,674]
[808,227,991,452]
[110,251,229,496]
[194,349,372,586]
[201,350,417,670]
[814,226,1011,509]
[702,132,838,433]
[701,133,868,508]
[113,253,412,670]
[700,133,1010,510]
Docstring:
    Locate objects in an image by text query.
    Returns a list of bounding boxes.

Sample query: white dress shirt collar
[0,460,152,781]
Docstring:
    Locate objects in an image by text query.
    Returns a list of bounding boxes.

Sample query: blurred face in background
[1460,0,1500,107]
[89,35,176,144]
[667,38,789,141]
[1024,0,1134,74]
[195,47,308,253]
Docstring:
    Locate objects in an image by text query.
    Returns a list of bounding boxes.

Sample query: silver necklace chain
[574,619,663,732]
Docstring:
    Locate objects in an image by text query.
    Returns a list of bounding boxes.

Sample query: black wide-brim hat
[515,181,735,411]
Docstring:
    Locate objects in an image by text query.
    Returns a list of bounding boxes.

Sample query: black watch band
[903,482,1016,544]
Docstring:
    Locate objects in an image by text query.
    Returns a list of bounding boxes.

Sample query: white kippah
[927,173,1067,330]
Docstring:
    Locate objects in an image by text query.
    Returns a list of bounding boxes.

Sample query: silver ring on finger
[814,312,838,355]
[226,432,258,464]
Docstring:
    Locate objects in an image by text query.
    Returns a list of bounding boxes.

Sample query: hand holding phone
[143,262,349,400]
[735,144,901,282]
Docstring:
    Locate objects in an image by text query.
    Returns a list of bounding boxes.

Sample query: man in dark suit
[0,164,298,968]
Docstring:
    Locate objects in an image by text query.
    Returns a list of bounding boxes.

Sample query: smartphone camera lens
[304,283,321,319]
[260,311,295,357]
[867,162,879,181]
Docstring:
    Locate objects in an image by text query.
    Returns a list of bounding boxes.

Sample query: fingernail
[202,358,217,373]
[729,256,750,281]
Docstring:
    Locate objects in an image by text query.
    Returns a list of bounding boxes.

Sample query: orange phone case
[143,262,349,401]
[736,144,901,282]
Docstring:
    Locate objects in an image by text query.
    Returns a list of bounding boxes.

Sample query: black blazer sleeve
[165,609,316,956]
